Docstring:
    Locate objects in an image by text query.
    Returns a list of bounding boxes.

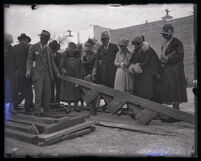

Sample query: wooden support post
[107,98,126,114]
[135,108,158,125]
[89,100,97,115]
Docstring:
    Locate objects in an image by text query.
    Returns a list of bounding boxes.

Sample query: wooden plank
[127,103,143,116]
[57,75,194,124]
[107,98,126,114]
[41,127,95,146]
[5,128,39,144]
[38,121,95,142]
[5,121,36,134]
[95,121,176,136]
[135,108,159,125]
[44,116,85,134]
[83,89,99,104]
[11,113,58,124]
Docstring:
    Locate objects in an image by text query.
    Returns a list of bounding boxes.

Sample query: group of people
[4,23,188,122]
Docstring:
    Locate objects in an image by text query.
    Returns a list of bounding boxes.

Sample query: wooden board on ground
[135,108,159,125]
[95,121,177,136]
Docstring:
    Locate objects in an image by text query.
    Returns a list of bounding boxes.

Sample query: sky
[4,4,194,48]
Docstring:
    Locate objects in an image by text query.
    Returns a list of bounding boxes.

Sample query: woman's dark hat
[18,33,31,43]
[49,40,60,51]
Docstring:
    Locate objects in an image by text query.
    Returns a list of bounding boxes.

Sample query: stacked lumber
[5,113,95,146]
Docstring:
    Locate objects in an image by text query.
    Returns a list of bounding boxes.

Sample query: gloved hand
[134,63,143,73]
[25,71,31,79]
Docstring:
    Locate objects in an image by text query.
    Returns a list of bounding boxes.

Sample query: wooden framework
[58,75,195,125]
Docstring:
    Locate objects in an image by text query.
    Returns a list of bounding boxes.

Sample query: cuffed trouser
[33,70,51,112]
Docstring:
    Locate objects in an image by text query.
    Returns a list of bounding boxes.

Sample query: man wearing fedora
[13,33,33,112]
[26,30,60,114]
[93,31,119,88]
[159,24,188,122]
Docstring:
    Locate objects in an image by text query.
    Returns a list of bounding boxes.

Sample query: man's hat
[86,38,95,45]
[160,24,174,35]
[38,30,50,39]
[101,31,110,39]
[18,33,31,43]
[118,38,129,47]
[49,40,60,51]
[67,42,77,52]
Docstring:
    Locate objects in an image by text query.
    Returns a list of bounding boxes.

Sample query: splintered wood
[5,113,95,146]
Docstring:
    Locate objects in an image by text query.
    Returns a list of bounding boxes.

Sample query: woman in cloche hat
[114,38,133,94]
[159,24,188,122]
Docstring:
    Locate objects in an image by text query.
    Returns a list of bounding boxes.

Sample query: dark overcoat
[94,43,119,88]
[4,45,17,103]
[60,54,86,102]
[160,37,188,104]
[13,42,30,77]
[130,44,161,99]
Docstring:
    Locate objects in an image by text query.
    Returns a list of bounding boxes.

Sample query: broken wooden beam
[57,75,194,125]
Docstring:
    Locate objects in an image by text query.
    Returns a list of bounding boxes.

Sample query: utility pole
[77,32,80,44]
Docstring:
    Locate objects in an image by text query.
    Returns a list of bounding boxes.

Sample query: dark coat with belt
[94,43,119,88]
[4,45,17,103]
[129,43,161,99]
[160,37,188,104]
[26,42,59,82]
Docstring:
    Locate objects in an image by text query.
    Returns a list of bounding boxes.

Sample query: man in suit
[93,31,119,88]
[26,30,60,114]
[92,31,119,109]
[13,33,34,113]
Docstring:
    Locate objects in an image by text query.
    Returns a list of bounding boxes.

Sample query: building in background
[93,15,195,86]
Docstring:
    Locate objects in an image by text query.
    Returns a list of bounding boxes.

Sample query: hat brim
[18,36,31,43]
[160,31,171,35]
[38,34,50,38]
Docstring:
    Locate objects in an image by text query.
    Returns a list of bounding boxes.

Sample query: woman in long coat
[159,24,188,111]
[114,38,133,93]
[129,36,161,100]
[4,33,17,115]
[60,42,86,109]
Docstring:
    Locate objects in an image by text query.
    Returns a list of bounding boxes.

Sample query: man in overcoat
[26,30,60,114]
[13,33,33,112]
[93,31,119,88]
